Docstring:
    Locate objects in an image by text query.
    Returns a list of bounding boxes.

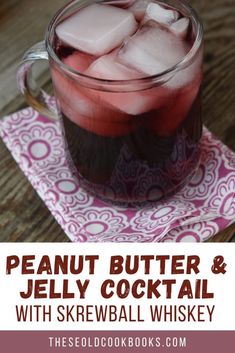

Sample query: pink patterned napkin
[0,107,235,242]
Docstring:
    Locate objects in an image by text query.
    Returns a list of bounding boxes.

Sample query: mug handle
[17,41,59,121]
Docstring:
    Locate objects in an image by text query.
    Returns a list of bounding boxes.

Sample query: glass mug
[17,0,204,204]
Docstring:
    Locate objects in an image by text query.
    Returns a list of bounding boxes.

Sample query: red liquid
[51,1,203,203]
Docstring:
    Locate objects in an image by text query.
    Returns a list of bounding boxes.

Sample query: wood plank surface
[0,0,235,242]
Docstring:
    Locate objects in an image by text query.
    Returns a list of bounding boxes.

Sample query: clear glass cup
[17,0,204,204]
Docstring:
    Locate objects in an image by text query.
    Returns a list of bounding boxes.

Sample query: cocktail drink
[18,0,204,203]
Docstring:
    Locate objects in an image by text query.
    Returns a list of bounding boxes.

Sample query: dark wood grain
[0,0,235,242]
[0,0,68,242]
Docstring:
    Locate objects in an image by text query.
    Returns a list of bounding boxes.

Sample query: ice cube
[105,0,136,7]
[170,18,190,38]
[56,3,137,56]
[118,35,168,75]
[63,51,95,72]
[85,53,170,115]
[60,96,132,136]
[118,23,187,76]
[143,3,179,25]
[51,66,131,136]
[94,86,170,115]
[128,0,151,21]
[52,68,97,118]
[86,53,142,80]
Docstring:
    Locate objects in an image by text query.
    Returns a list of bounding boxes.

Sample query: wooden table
[0,0,235,242]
